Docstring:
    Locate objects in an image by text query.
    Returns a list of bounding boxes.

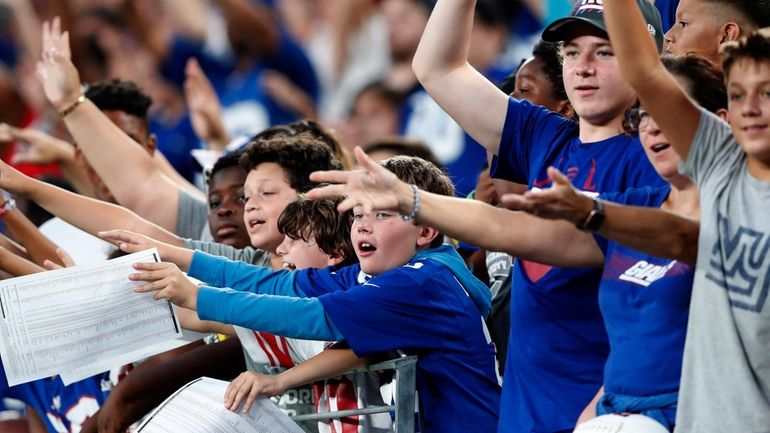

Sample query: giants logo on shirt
[707,213,770,313]
[619,260,678,287]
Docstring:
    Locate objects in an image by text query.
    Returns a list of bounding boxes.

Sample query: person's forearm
[396,185,604,267]
[99,339,244,432]
[6,0,42,59]
[599,204,699,266]
[412,0,475,83]
[277,349,367,390]
[0,234,28,259]
[2,208,62,266]
[189,251,306,296]
[62,100,185,231]
[24,177,184,247]
[153,151,205,198]
[0,248,45,277]
[197,288,343,340]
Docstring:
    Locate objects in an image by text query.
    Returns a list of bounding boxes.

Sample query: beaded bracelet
[401,184,420,221]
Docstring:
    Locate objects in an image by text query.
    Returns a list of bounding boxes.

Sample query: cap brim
[541,16,608,43]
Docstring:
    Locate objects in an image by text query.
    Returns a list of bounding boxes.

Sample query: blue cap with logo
[541,0,664,51]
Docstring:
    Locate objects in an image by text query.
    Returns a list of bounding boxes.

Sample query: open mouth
[650,143,670,153]
[282,262,296,271]
[247,219,265,229]
[358,242,377,253]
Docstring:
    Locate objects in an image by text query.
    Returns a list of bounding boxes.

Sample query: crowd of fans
[0,0,769,432]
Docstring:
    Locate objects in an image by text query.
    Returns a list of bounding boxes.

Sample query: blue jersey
[598,186,692,426]
[0,363,110,433]
[191,245,500,433]
[490,98,665,433]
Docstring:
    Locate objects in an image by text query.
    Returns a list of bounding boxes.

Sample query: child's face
[207,166,250,248]
[275,235,333,270]
[561,32,636,127]
[663,0,721,64]
[351,208,434,276]
[727,59,770,164]
[242,163,298,254]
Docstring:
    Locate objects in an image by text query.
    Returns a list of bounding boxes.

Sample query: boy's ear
[415,225,440,248]
[716,108,729,122]
[327,253,346,267]
[720,22,742,44]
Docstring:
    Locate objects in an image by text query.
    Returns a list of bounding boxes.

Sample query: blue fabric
[491,97,665,433]
[0,363,110,433]
[597,186,692,427]
[654,0,680,33]
[315,245,500,433]
[596,391,678,431]
[149,113,201,183]
[197,287,343,340]
[188,251,306,298]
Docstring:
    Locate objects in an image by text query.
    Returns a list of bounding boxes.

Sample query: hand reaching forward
[500,166,594,226]
[98,230,194,271]
[130,262,198,311]
[36,17,82,111]
[0,123,75,165]
[307,146,410,214]
[224,371,287,414]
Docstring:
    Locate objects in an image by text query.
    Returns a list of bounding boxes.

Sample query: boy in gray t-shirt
[597,3,770,431]
[677,108,770,431]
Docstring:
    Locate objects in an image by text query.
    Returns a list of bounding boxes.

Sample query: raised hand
[0,123,75,165]
[500,166,594,226]
[36,17,82,111]
[307,146,409,214]
[130,262,199,310]
[224,371,286,414]
[184,58,230,150]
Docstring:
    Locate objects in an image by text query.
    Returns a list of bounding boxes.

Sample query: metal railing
[290,355,417,433]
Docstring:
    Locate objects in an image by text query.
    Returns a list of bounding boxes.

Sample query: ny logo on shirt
[706,213,770,312]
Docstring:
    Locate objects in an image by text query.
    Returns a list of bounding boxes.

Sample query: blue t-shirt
[491,98,665,433]
[305,252,501,433]
[0,363,110,433]
[598,186,692,426]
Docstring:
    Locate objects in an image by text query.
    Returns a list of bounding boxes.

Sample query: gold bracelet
[59,94,86,118]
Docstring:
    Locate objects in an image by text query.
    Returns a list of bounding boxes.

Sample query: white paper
[137,377,305,433]
[0,248,182,386]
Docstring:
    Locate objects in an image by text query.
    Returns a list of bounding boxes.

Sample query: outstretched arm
[308,147,605,267]
[0,198,62,267]
[411,0,509,154]
[0,160,184,248]
[502,167,700,266]
[225,348,366,413]
[0,246,45,277]
[36,18,205,233]
[604,0,701,159]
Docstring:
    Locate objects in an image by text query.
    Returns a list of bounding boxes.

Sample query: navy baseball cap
[541,0,664,52]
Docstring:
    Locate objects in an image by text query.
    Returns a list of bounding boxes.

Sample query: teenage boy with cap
[410,0,665,431]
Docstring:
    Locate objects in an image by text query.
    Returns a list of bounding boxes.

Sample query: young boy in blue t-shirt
[118,156,501,433]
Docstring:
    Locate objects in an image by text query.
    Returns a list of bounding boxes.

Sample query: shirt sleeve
[490,98,577,185]
[680,108,743,185]
[188,251,307,297]
[175,188,210,240]
[197,287,343,340]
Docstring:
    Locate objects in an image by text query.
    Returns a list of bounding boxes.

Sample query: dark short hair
[721,28,770,81]
[380,156,454,248]
[365,137,441,168]
[85,79,152,122]
[705,0,770,29]
[353,81,405,114]
[500,40,566,101]
[239,136,343,193]
[278,196,357,267]
[208,148,247,189]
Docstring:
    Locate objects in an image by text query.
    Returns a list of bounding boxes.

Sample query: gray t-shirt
[676,108,770,432]
[176,188,212,242]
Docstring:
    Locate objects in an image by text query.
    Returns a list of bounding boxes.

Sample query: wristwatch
[578,198,605,232]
